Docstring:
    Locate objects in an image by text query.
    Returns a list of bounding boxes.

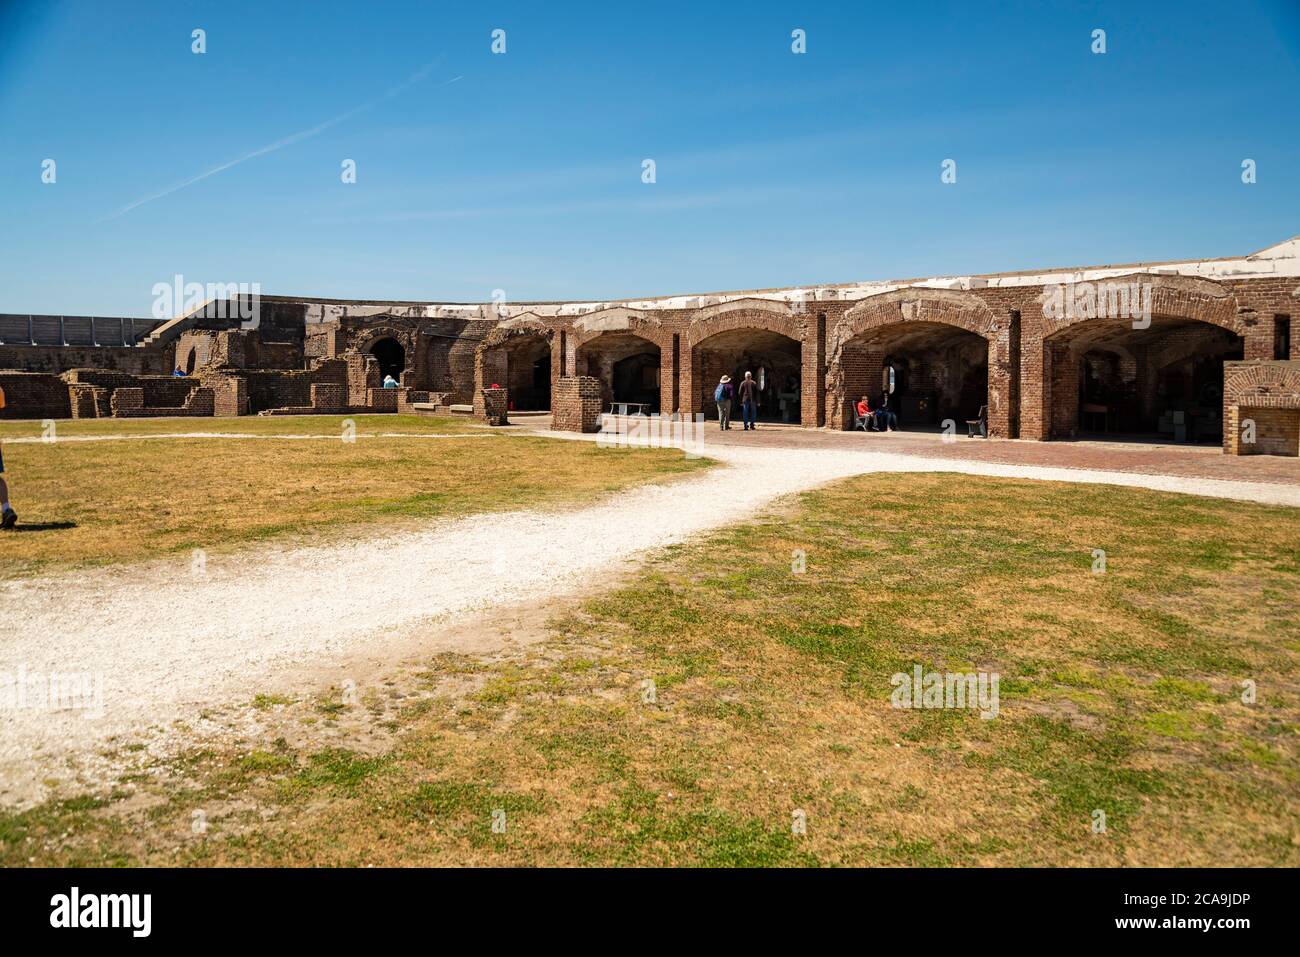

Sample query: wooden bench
[966,405,988,438]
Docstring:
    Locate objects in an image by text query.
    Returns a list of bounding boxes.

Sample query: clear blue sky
[1,0,1297,316]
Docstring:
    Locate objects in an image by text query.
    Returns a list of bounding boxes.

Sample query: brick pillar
[986,331,1011,439]
[802,313,825,427]
[474,348,508,416]
[658,336,674,416]
[551,376,602,432]
[683,342,702,418]
[671,333,681,413]
[480,386,508,426]
[1005,312,1021,437]
[1019,330,1049,440]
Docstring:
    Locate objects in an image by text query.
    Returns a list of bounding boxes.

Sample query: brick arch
[1033,275,1247,440]
[353,323,419,356]
[683,301,805,349]
[473,319,556,414]
[683,306,811,424]
[826,289,1007,433]
[1224,361,1300,456]
[571,324,671,414]
[836,288,998,349]
[1040,273,1244,343]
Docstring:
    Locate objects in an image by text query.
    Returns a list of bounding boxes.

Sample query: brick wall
[0,344,168,376]
[551,376,602,432]
[211,375,248,417]
[311,383,346,412]
[367,387,400,412]
[396,388,429,413]
[1223,360,1300,456]
[1227,406,1300,456]
[109,386,214,417]
[0,372,72,419]
[68,383,105,418]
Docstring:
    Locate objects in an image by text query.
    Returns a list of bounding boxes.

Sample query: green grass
[4,474,1297,866]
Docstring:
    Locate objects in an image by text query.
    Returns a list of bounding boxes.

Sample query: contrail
[98,60,454,222]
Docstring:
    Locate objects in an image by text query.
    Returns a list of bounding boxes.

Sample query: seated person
[382,374,399,389]
[875,394,899,432]
[855,395,874,427]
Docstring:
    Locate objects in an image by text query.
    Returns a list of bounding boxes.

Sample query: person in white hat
[713,375,734,430]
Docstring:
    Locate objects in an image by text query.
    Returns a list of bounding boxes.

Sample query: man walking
[738,371,759,431]
[0,385,17,529]
[713,374,733,430]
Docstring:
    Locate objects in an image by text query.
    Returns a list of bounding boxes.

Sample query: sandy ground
[2,431,1298,807]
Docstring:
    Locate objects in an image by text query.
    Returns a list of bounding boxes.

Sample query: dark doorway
[694,329,802,422]
[862,325,988,429]
[1049,318,1243,443]
[370,338,405,383]
[612,352,661,408]
[575,332,662,412]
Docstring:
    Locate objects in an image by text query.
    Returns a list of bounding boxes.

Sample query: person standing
[713,375,734,430]
[876,392,899,432]
[0,386,17,529]
[738,371,759,431]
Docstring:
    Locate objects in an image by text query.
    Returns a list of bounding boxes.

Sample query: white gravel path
[2,432,1297,804]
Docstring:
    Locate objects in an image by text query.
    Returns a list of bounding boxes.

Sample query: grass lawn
[3,475,1297,866]
[0,414,711,578]
[0,412,484,440]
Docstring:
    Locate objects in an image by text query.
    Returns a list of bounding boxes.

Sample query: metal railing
[0,314,162,348]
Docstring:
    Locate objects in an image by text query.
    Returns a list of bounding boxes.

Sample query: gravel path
[2,434,1296,805]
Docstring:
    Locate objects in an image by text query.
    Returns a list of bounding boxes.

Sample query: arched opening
[842,321,989,429]
[502,334,551,411]
[575,332,661,412]
[184,348,197,375]
[1047,317,1243,443]
[477,331,553,411]
[369,337,406,384]
[694,328,802,423]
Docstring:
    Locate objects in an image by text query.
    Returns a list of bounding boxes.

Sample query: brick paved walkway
[520,417,1300,488]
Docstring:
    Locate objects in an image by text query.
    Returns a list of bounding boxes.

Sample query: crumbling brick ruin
[1,237,1298,455]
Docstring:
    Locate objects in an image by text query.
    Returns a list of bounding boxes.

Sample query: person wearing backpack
[713,375,734,430]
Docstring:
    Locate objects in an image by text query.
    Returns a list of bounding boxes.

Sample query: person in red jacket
[856,395,873,425]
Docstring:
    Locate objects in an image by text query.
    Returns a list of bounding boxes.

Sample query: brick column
[480,386,508,426]
[552,376,602,432]
[1019,330,1049,440]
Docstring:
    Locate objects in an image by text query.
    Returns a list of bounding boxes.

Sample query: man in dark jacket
[737,371,759,430]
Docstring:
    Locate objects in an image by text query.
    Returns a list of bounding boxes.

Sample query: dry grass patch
[0,416,711,578]
[4,475,1298,866]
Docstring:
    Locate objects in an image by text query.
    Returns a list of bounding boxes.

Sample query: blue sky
[1,0,1297,316]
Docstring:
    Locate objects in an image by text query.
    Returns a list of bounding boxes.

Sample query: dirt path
[2,435,1297,806]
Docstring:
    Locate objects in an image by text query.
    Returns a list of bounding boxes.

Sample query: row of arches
[469,286,1257,443]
